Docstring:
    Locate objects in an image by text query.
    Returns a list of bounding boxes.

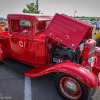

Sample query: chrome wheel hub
[65,81,77,94]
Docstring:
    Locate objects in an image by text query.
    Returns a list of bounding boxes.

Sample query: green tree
[90,18,96,21]
[22,3,41,14]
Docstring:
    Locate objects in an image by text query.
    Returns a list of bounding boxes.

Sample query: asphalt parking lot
[0,26,100,100]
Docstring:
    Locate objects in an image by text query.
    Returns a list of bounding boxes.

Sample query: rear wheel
[55,73,92,100]
[96,38,100,47]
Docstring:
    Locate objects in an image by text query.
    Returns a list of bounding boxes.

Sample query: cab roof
[7,13,53,21]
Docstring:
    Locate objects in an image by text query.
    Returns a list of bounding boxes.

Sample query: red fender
[0,40,9,61]
[25,62,98,88]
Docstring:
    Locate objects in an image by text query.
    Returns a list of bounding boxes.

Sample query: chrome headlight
[88,57,94,67]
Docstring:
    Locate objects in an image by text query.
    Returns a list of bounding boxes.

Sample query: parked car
[0,13,100,100]
[82,20,90,24]
[0,21,8,32]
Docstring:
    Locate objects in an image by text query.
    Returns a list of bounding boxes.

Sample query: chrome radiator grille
[89,45,95,58]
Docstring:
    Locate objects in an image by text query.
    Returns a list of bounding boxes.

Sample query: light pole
[36,0,38,10]
[74,10,77,17]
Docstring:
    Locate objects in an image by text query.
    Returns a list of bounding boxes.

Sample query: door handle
[9,34,12,37]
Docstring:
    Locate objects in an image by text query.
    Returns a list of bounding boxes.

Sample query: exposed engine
[49,43,82,65]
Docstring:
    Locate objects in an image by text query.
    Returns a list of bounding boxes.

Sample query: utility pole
[36,0,38,10]
[74,10,77,17]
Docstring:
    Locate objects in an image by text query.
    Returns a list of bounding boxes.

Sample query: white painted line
[24,76,32,100]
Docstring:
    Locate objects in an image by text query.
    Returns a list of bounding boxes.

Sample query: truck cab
[7,14,52,64]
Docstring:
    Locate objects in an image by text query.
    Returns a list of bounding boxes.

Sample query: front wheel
[55,73,92,100]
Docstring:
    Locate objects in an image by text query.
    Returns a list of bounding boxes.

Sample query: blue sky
[0,0,100,18]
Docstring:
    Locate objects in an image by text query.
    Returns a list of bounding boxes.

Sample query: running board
[2,58,34,74]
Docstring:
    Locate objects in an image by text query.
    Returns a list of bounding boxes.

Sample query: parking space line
[24,76,32,100]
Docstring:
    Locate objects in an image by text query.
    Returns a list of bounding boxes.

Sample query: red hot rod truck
[0,13,100,100]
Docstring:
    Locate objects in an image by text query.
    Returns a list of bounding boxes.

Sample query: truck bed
[0,32,9,38]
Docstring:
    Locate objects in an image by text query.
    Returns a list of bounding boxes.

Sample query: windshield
[34,21,51,33]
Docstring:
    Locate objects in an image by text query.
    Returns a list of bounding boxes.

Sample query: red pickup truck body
[0,13,100,100]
